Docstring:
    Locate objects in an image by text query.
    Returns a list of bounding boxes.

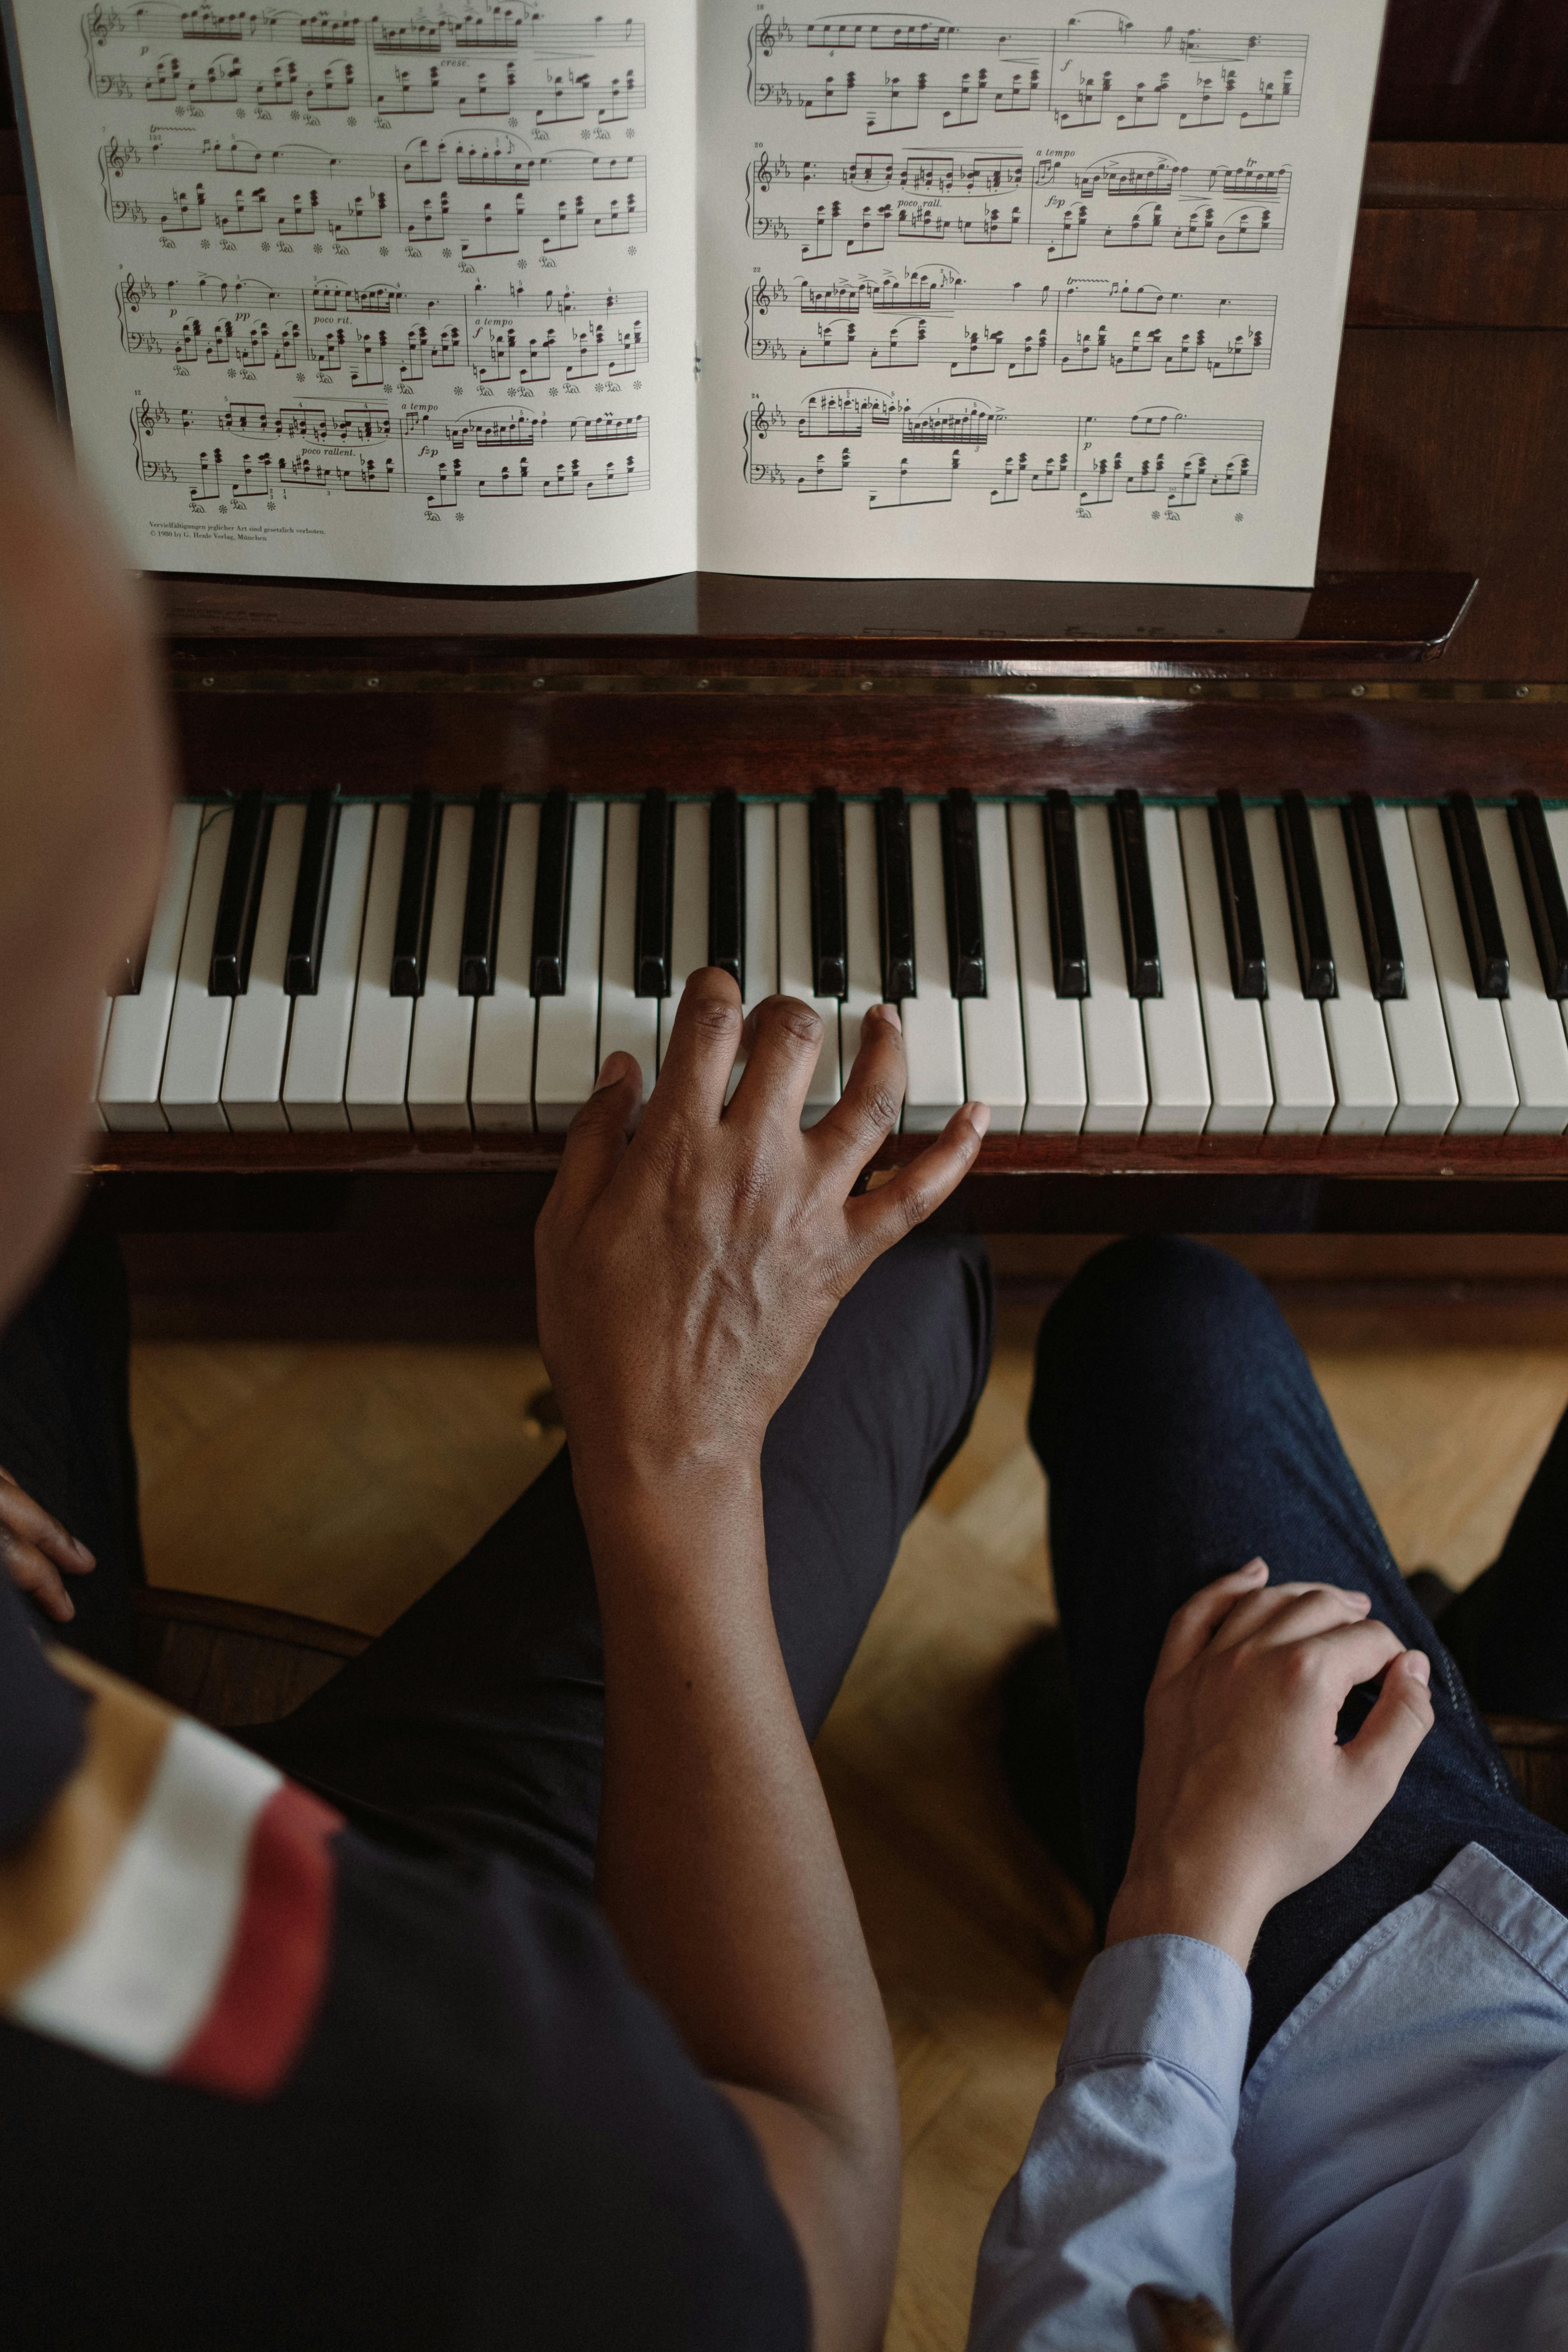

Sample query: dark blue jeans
[1035,1237,1568,2063]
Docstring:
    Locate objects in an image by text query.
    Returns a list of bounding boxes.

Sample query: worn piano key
[99,802,202,1132]
[1375,807,1457,1132]
[1278,792,1336,1000]
[1441,792,1509,999]
[957,801,1025,1132]
[221,802,305,1131]
[345,803,415,1131]
[161,806,237,1131]
[635,789,673,999]
[875,789,917,1002]
[530,789,574,998]
[1176,807,1271,1134]
[809,788,848,1001]
[707,788,744,986]
[1508,793,1568,999]
[1477,808,1568,1131]
[1210,792,1268,1001]
[459,787,506,998]
[777,799,841,1120]
[1309,805,1398,1136]
[1343,794,1406,1001]
[660,800,710,1065]
[902,799,965,1131]
[842,798,883,1042]
[1009,801,1086,1133]
[282,802,375,1131]
[1140,806,1210,1133]
[1109,790,1162,1000]
[1409,808,1512,1131]
[534,800,607,1132]
[1078,802,1149,1132]
[471,800,541,1130]
[597,800,659,1099]
[285,791,340,997]
[1246,807,1335,1135]
[208,794,272,998]
[1042,790,1088,1000]
[407,804,476,1130]
[940,788,987,999]
[390,792,441,1000]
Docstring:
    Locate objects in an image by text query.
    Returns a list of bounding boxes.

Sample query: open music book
[4,1,1383,590]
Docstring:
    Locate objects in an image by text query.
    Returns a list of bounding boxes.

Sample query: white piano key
[283,802,375,1133]
[1140,805,1211,1134]
[534,798,607,1133]
[901,799,965,1132]
[160,806,235,1133]
[1008,802,1085,1134]
[1407,805,1517,1135]
[1246,806,1335,1136]
[958,800,1026,1134]
[407,805,476,1132]
[596,800,659,1102]
[471,801,540,1131]
[1479,806,1568,1133]
[221,803,304,1133]
[842,797,882,1057]
[727,801,779,1103]
[1377,806,1459,1135]
[1176,808,1271,1134]
[1310,804,1397,1136]
[345,802,413,1133]
[101,801,200,1128]
[1078,802,1147,1133]
[659,799,710,1069]
[777,799,842,1121]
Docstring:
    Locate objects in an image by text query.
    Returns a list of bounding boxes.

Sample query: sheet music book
[2,2,1385,589]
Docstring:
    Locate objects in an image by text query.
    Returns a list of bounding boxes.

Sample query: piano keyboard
[92,789,1568,1141]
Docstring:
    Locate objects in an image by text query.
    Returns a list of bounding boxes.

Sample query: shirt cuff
[1058,1936,1252,2124]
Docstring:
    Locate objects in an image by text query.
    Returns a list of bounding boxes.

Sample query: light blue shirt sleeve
[968,1935,1251,2352]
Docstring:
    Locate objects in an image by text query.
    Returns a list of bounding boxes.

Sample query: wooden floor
[129,1266,1568,2352]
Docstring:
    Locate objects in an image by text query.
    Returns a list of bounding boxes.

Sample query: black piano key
[285,792,340,996]
[112,938,148,998]
[1110,789,1162,1000]
[390,792,441,999]
[808,787,848,1000]
[208,794,272,997]
[1342,794,1405,1000]
[1441,791,1509,998]
[1277,792,1336,1000]
[1209,792,1268,1001]
[707,788,745,985]
[940,788,987,998]
[635,788,673,997]
[530,789,574,998]
[875,788,916,1001]
[459,788,507,997]
[1509,792,1568,998]
[1042,790,1088,999]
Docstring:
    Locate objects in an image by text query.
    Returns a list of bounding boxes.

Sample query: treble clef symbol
[754,275,771,316]
[756,151,774,195]
[753,397,770,442]
[758,12,776,56]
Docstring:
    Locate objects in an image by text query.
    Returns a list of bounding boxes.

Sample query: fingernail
[1242,1558,1268,1580]
[58,1596,74,1620]
[595,1054,626,1088]
[964,1100,991,1139]
[875,1002,902,1033]
[1407,1651,1431,1685]
[74,1540,95,1566]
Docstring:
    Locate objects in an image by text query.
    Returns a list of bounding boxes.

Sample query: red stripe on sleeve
[170,1780,342,2099]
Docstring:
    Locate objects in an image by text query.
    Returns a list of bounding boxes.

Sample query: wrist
[1104,1858,1268,1973]
[574,1445,766,1580]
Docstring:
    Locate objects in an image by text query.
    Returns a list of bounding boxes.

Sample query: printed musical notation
[130,392,649,504]
[85,7,645,129]
[744,271,1273,379]
[117,272,648,386]
[742,393,1260,512]
[746,14,1305,136]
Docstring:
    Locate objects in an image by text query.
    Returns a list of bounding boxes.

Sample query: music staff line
[744,274,1274,379]
[748,149,1289,203]
[88,8,643,54]
[117,272,648,386]
[750,188,1285,262]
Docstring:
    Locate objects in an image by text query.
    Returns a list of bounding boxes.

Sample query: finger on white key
[222,802,305,1133]
[842,798,882,1035]
[407,803,476,1132]
[596,799,659,1102]
[1407,805,1516,1135]
[728,801,779,1103]
[1480,806,1568,1133]
[1078,801,1147,1134]
[1310,804,1397,1136]
[1009,800,1084,1133]
[1140,804,1210,1134]
[471,800,540,1132]
[1177,806,1270,1133]
[534,800,607,1134]
[345,802,414,1133]
[161,805,236,1133]
[777,799,841,1121]
[1246,806,1334,1135]
[959,800,1026,1134]
[1377,806,1457,1135]
[901,798,964,1132]
[284,802,375,1133]
[659,799,710,1071]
